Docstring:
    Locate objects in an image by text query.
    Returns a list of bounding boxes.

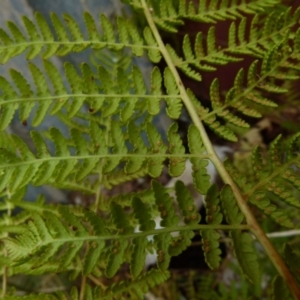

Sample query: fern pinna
[1,0,300,299]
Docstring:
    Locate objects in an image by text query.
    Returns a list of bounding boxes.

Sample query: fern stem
[79,275,87,300]
[1,265,7,298]
[1,191,12,298]
[140,0,300,298]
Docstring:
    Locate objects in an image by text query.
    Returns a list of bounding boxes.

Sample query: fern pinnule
[230,231,261,285]
[188,125,211,194]
[163,67,183,118]
[147,122,168,177]
[167,123,185,177]
[143,26,162,63]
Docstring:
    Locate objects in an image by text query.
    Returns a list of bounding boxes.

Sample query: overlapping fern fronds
[224,133,300,228]
[1,0,300,298]
[0,120,213,194]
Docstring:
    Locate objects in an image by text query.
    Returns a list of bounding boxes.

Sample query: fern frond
[225,134,300,228]
[5,181,238,278]
[0,61,182,130]
[99,269,170,299]
[0,12,162,63]
[151,0,280,32]
[198,36,300,141]
[230,231,261,285]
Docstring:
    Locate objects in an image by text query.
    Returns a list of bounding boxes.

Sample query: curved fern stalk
[0,12,161,64]
[144,0,281,33]
[139,0,300,298]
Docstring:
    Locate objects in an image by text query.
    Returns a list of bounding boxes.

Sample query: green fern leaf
[106,239,129,278]
[43,60,69,115]
[183,34,195,61]
[64,62,85,117]
[50,127,77,182]
[9,135,40,192]
[70,128,99,181]
[230,231,261,285]
[0,76,19,129]
[200,184,222,270]
[163,67,182,118]
[50,13,73,56]
[22,16,43,60]
[63,14,86,52]
[246,92,278,108]
[132,197,156,233]
[119,66,135,121]
[111,202,133,235]
[200,229,222,270]
[130,236,148,278]
[204,116,238,142]
[30,131,59,186]
[188,124,210,194]
[81,63,103,113]
[147,123,167,177]
[35,12,59,58]
[249,191,294,228]
[103,122,127,174]
[101,269,170,299]
[10,68,34,124]
[83,12,102,48]
[126,121,148,174]
[154,233,172,270]
[210,78,250,128]
[148,66,162,115]
[28,63,52,126]
[100,14,117,48]
[169,230,195,256]
[127,19,144,56]
[152,180,180,227]
[98,66,120,117]
[83,241,105,276]
[269,135,283,169]
[268,180,300,209]
[117,16,129,46]
[205,184,223,224]
[221,185,244,224]
[107,203,132,277]
[143,26,161,63]
[175,180,201,224]
[167,123,185,177]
